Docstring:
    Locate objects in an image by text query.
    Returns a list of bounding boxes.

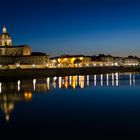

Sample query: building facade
[49,55,91,68]
[123,58,139,66]
[0,26,49,69]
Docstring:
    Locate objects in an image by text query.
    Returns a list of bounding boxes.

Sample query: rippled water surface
[0,73,140,138]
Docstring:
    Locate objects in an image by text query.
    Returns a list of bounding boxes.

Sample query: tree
[74,59,82,64]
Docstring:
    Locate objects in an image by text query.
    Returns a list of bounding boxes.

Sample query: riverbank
[0,66,140,81]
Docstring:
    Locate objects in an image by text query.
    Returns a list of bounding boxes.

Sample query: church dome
[0,26,12,46]
[0,33,11,40]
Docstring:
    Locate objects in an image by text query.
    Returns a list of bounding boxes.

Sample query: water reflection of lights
[106,74,109,80]
[31,74,138,90]
[79,76,84,88]
[53,77,57,88]
[87,75,89,86]
[0,73,138,96]
[94,75,96,81]
[115,73,119,80]
[1,102,14,122]
[116,79,119,86]
[24,92,32,101]
[53,77,57,82]
[94,75,96,86]
[106,74,109,86]
[115,73,119,86]
[69,76,72,85]
[0,82,2,93]
[33,79,36,91]
[17,80,20,92]
[101,74,103,81]
[76,75,78,87]
[112,73,114,80]
[64,76,68,88]
[112,73,114,86]
[133,75,135,86]
[0,73,139,123]
[101,74,103,86]
[129,74,132,86]
[0,89,33,123]
[72,76,76,89]
[59,77,62,88]
[47,78,50,90]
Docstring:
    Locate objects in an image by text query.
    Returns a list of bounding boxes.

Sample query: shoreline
[0,66,140,81]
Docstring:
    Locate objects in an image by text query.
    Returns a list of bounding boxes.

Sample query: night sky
[1,0,140,57]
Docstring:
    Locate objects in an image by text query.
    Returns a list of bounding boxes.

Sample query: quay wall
[0,66,139,80]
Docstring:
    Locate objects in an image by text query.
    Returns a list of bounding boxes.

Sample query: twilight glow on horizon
[1,0,140,57]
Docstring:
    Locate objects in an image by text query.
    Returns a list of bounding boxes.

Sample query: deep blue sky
[1,0,140,56]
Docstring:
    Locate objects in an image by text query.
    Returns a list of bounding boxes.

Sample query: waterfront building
[49,55,91,68]
[100,56,139,66]
[113,57,124,66]
[90,60,106,66]
[91,55,122,66]
[0,26,49,69]
[100,56,116,66]
[123,57,139,66]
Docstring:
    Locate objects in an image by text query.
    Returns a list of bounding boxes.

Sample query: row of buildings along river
[0,26,139,69]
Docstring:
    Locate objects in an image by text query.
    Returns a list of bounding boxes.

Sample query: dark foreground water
[0,72,140,138]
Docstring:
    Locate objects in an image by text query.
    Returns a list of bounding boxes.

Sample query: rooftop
[0,45,30,48]
[50,55,91,59]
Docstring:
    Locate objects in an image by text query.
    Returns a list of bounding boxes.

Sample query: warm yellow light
[72,58,75,61]
[80,57,83,60]
[16,63,20,67]
[53,60,56,63]
[24,92,32,100]
[58,58,60,62]
[32,64,35,67]
[115,62,118,66]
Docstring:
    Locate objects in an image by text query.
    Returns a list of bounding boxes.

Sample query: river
[0,72,140,138]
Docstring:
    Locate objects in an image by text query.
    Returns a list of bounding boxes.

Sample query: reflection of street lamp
[0,82,2,93]
[17,80,20,92]
[33,79,36,91]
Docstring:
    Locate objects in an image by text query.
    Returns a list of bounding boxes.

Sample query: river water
[0,72,140,138]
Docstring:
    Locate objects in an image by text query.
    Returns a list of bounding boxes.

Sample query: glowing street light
[32,64,35,68]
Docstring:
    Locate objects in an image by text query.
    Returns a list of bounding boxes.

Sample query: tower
[0,26,12,46]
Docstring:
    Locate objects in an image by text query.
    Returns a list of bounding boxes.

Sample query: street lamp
[32,64,35,68]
